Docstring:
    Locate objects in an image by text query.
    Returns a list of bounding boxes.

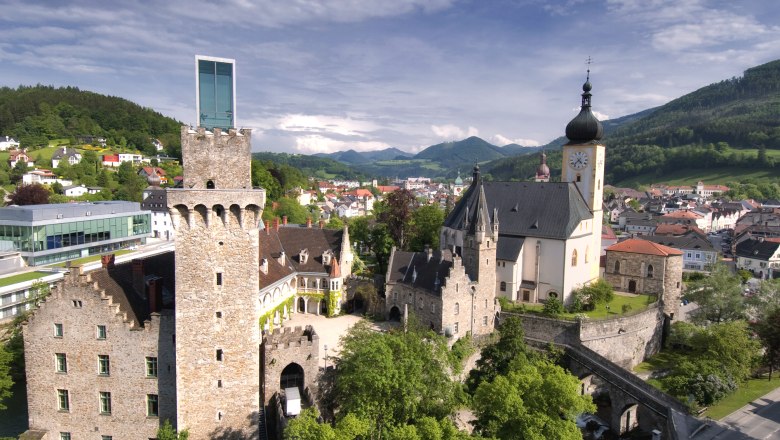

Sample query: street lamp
[324,344,329,370]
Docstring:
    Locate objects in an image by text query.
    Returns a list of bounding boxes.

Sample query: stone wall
[662,255,683,318]
[23,271,174,440]
[261,326,319,406]
[508,312,579,345]
[580,305,664,369]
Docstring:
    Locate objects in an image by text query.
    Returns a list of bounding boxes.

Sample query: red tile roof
[662,210,702,219]
[606,238,683,256]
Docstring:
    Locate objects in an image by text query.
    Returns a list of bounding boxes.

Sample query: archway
[298,297,306,313]
[389,306,401,321]
[628,280,637,293]
[280,363,304,390]
[319,299,328,315]
[620,403,639,434]
[206,180,215,189]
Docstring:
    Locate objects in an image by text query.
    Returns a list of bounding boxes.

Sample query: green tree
[746,279,780,321]
[332,321,458,436]
[369,224,394,275]
[8,183,50,205]
[409,204,445,252]
[468,316,533,391]
[9,160,28,184]
[377,189,418,249]
[754,307,780,380]
[348,216,372,252]
[326,216,344,230]
[274,197,309,224]
[156,419,189,440]
[472,358,595,439]
[573,279,615,308]
[684,263,745,324]
[0,344,12,410]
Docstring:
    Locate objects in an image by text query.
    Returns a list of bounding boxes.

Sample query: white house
[735,238,780,280]
[118,153,144,164]
[63,185,89,197]
[0,136,20,151]
[51,147,83,168]
[22,170,72,187]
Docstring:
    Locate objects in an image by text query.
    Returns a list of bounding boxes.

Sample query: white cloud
[431,124,479,140]
[293,135,389,154]
[592,110,610,121]
[491,134,541,147]
[276,114,380,138]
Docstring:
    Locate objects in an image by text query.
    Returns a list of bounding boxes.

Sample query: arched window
[500,281,506,292]
[614,260,620,274]
[585,246,590,263]
[571,249,578,267]
[454,302,459,315]
[647,264,654,278]
[206,180,215,189]
[549,291,559,299]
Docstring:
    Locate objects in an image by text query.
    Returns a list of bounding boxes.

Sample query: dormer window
[299,249,309,264]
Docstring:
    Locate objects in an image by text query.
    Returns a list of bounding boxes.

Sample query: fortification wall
[262,326,319,406]
[580,304,664,369]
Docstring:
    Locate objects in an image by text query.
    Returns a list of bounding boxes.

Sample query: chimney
[101,254,115,269]
[319,219,325,229]
[147,277,163,314]
[274,217,280,231]
[132,259,145,297]
[307,217,312,228]
[279,251,286,266]
[283,216,288,226]
[265,221,270,235]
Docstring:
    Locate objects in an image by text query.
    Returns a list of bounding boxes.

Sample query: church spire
[565,65,604,144]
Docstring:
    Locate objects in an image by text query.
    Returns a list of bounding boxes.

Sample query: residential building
[76,135,107,147]
[141,187,174,241]
[139,166,168,185]
[0,201,150,266]
[640,233,717,272]
[101,154,120,167]
[21,170,72,187]
[118,153,143,165]
[51,147,82,168]
[0,136,20,151]
[9,149,34,168]
[735,237,780,280]
[62,185,89,197]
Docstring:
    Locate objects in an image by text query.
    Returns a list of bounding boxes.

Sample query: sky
[1,0,779,155]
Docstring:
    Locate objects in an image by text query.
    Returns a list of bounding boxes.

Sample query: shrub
[622,304,632,314]
[543,298,564,316]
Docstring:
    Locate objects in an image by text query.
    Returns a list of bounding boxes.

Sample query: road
[699,385,780,439]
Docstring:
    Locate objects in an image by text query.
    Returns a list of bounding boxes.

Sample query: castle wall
[23,273,174,439]
[180,126,252,190]
[604,252,670,296]
[662,255,683,318]
[579,305,664,369]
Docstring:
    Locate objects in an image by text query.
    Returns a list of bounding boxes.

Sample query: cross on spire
[585,56,593,81]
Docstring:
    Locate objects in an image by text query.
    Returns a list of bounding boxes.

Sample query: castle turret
[168,124,265,437]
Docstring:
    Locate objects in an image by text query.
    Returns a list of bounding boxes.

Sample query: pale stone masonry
[261,326,319,406]
[167,126,265,439]
[23,254,176,440]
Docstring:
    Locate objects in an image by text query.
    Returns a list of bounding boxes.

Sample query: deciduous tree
[377,189,418,249]
[8,183,50,205]
[684,263,745,324]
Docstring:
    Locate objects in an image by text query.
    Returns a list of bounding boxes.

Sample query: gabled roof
[606,238,683,256]
[640,234,715,253]
[735,239,780,260]
[387,249,454,295]
[258,226,345,285]
[444,180,592,240]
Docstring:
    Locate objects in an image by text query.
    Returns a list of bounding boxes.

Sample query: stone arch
[193,204,208,228]
[272,286,281,301]
[229,204,241,227]
[298,297,306,313]
[628,280,637,293]
[212,204,225,226]
[548,290,559,299]
[614,260,620,274]
[263,293,271,308]
[319,299,328,315]
[308,297,319,314]
[246,204,262,228]
[619,403,639,434]
[206,179,215,189]
[280,362,304,390]
[172,204,189,229]
[646,264,654,278]
[389,306,401,321]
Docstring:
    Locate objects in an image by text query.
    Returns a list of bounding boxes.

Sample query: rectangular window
[99,391,112,415]
[102,436,113,440]
[483,316,488,326]
[57,389,69,411]
[216,349,223,362]
[98,355,110,376]
[147,394,159,417]
[71,300,82,308]
[96,324,107,340]
[54,323,63,337]
[216,272,223,286]
[454,322,459,334]
[55,353,67,373]
[60,433,71,440]
[146,357,158,378]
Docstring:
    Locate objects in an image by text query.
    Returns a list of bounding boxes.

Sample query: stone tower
[460,165,499,335]
[562,73,605,280]
[168,126,265,438]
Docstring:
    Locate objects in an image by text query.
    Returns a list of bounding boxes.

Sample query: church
[439,76,605,307]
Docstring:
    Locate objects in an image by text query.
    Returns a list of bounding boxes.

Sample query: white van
[284,386,301,417]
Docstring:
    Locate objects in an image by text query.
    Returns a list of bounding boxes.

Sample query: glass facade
[198,58,234,130]
[0,213,150,266]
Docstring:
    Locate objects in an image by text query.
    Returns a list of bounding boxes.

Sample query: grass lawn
[51,249,134,267]
[502,293,657,320]
[615,167,779,187]
[704,376,780,420]
[0,271,52,287]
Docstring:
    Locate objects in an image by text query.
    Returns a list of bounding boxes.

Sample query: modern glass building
[0,201,151,266]
[196,55,236,130]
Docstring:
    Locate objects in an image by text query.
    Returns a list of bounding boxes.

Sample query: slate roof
[87,251,175,328]
[735,239,780,260]
[444,180,592,240]
[258,226,345,285]
[639,234,715,253]
[387,249,454,295]
[497,236,524,261]
[607,239,683,256]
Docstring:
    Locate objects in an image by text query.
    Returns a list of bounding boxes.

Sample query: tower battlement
[266,325,319,349]
[180,125,253,190]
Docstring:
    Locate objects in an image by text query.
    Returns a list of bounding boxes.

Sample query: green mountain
[252,152,368,181]
[413,136,507,169]
[314,147,413,164]
[0,85,182,156]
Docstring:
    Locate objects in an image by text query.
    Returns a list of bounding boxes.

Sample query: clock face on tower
[569,151,589,170]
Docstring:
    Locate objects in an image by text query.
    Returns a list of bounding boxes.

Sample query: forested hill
[0,85,182,156]
[608,59,780,148]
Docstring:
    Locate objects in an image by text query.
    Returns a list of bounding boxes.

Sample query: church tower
[562,71,605,279]
[462,165,497,288]
[168,61,265,437]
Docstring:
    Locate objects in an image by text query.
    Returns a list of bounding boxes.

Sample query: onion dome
[536,151,550,177]
[454,170,463,185]
[565,73,603,144]
[146,171,162,187]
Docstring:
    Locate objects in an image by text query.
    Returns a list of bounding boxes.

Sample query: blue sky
[1,0,779,154]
